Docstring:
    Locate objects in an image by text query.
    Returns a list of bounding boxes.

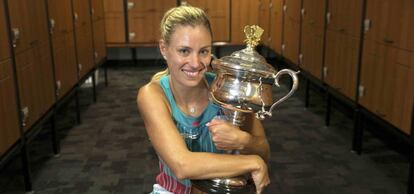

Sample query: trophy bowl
[192,25,299,194]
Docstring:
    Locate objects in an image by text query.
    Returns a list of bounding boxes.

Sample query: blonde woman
[137,5,270,194]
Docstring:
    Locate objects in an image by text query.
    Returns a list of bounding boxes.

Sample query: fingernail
[205,122,210,126]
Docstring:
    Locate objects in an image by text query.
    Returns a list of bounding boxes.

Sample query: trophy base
[192,177,255,194]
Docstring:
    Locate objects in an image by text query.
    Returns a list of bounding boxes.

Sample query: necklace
[189,107,196,114]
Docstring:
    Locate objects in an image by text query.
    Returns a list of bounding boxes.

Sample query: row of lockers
[102,0,413,135]
[103,0,278,46]
[103,0,413,134]
[0,0,107,156]
[273,0,413,135]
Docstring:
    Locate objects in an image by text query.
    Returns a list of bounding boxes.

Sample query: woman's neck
[169,76,209,116]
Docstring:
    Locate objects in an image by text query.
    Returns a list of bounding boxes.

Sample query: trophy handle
[256,69,300,119]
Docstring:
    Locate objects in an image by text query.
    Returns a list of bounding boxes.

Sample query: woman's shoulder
[137,82,164,103]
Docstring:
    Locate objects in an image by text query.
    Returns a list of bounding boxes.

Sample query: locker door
[91,0,105,22]
[7,0,34,53]
[73,0,94,76]
[0,1,10,60]
[327,0,363,37]
[103,0,125,43]
[93,19,107,64]
[205,0,230,42]
[269,0,283,54]
[258,0,270,46]
[365,0,414,52]
[300,0,325,78]
[0,60,20,155]
[48,0,78,99]
[231,0,260,44]
[76,26,95,78]
[127,0,175,43]
[282,0,301,64]
[324,31,359,100]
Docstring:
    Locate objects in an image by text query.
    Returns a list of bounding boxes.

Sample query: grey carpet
[0,63,408,194]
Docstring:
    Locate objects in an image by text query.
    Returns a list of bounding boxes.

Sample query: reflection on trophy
[192,25,299,193]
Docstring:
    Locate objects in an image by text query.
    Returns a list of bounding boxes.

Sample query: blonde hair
[151,5,212,82]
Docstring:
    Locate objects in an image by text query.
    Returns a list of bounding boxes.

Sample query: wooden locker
[282,0,301,64]
[187,0,230,43]
[300,0,326,79]
[127,0,175,44]
[72,0,92,29]
[365,0,414,52]
[14,49,38,130]
[91,0,105,22]
[302,0,325,29]
[258,0,270,46]
[76,26,95,78]
[387,50,413,134]
[300,25,324,79]
[47,0,75,34]
[48,0,78,99]
[327,0,363,37]
[359,41,414,134]
[231,0,260,44]
[93,19,107,65]
[73,0,95,77]
[103,0,125,43]
[0,1,10,60]
[284,0,301,23]
[51,33,78,100]
[7,0,34,54]
[358,41,386,117]
[269,0,283,54]
[324,31,359,100]
[34,42,55,116]
[0,59,20,155]
[8,0,55,130]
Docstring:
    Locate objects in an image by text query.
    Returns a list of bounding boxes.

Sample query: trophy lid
[212,25,276,78]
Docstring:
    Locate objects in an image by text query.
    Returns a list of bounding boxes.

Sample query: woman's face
[160,25,212,87]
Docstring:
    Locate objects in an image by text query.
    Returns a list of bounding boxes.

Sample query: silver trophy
[192,25,299,193]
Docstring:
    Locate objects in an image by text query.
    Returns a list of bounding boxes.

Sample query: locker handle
[12,28,20,48]
[323,66,328,77]
[127,2,135,10]
[326,12,331,24]
[56,80,61,97]
[49,19,55,34]
[21,107,29,127]
[74,12,79,21]
[358,85,365,97]
[129,32,136,40]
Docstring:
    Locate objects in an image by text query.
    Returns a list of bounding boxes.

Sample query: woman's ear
[159,39,167,59]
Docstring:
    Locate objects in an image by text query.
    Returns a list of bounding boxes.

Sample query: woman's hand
[206,118,251,151]
[251,156,270,194]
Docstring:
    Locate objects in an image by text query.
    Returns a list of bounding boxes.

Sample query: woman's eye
[200,49,210,56]
[178,49,190,55]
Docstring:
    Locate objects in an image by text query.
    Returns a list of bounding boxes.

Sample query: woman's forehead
[169,25,212,46]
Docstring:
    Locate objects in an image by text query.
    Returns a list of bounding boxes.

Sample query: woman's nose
[189,54,202,68]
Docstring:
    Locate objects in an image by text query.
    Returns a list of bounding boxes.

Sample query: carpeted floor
[0,62,409,194]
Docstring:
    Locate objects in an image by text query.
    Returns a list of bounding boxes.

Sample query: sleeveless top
[155,72,223,194]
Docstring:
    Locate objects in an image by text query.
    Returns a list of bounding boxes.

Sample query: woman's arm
[207,115,270,162]
[137,83,269,182]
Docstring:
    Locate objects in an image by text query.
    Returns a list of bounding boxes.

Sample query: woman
[137,5,270,194]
